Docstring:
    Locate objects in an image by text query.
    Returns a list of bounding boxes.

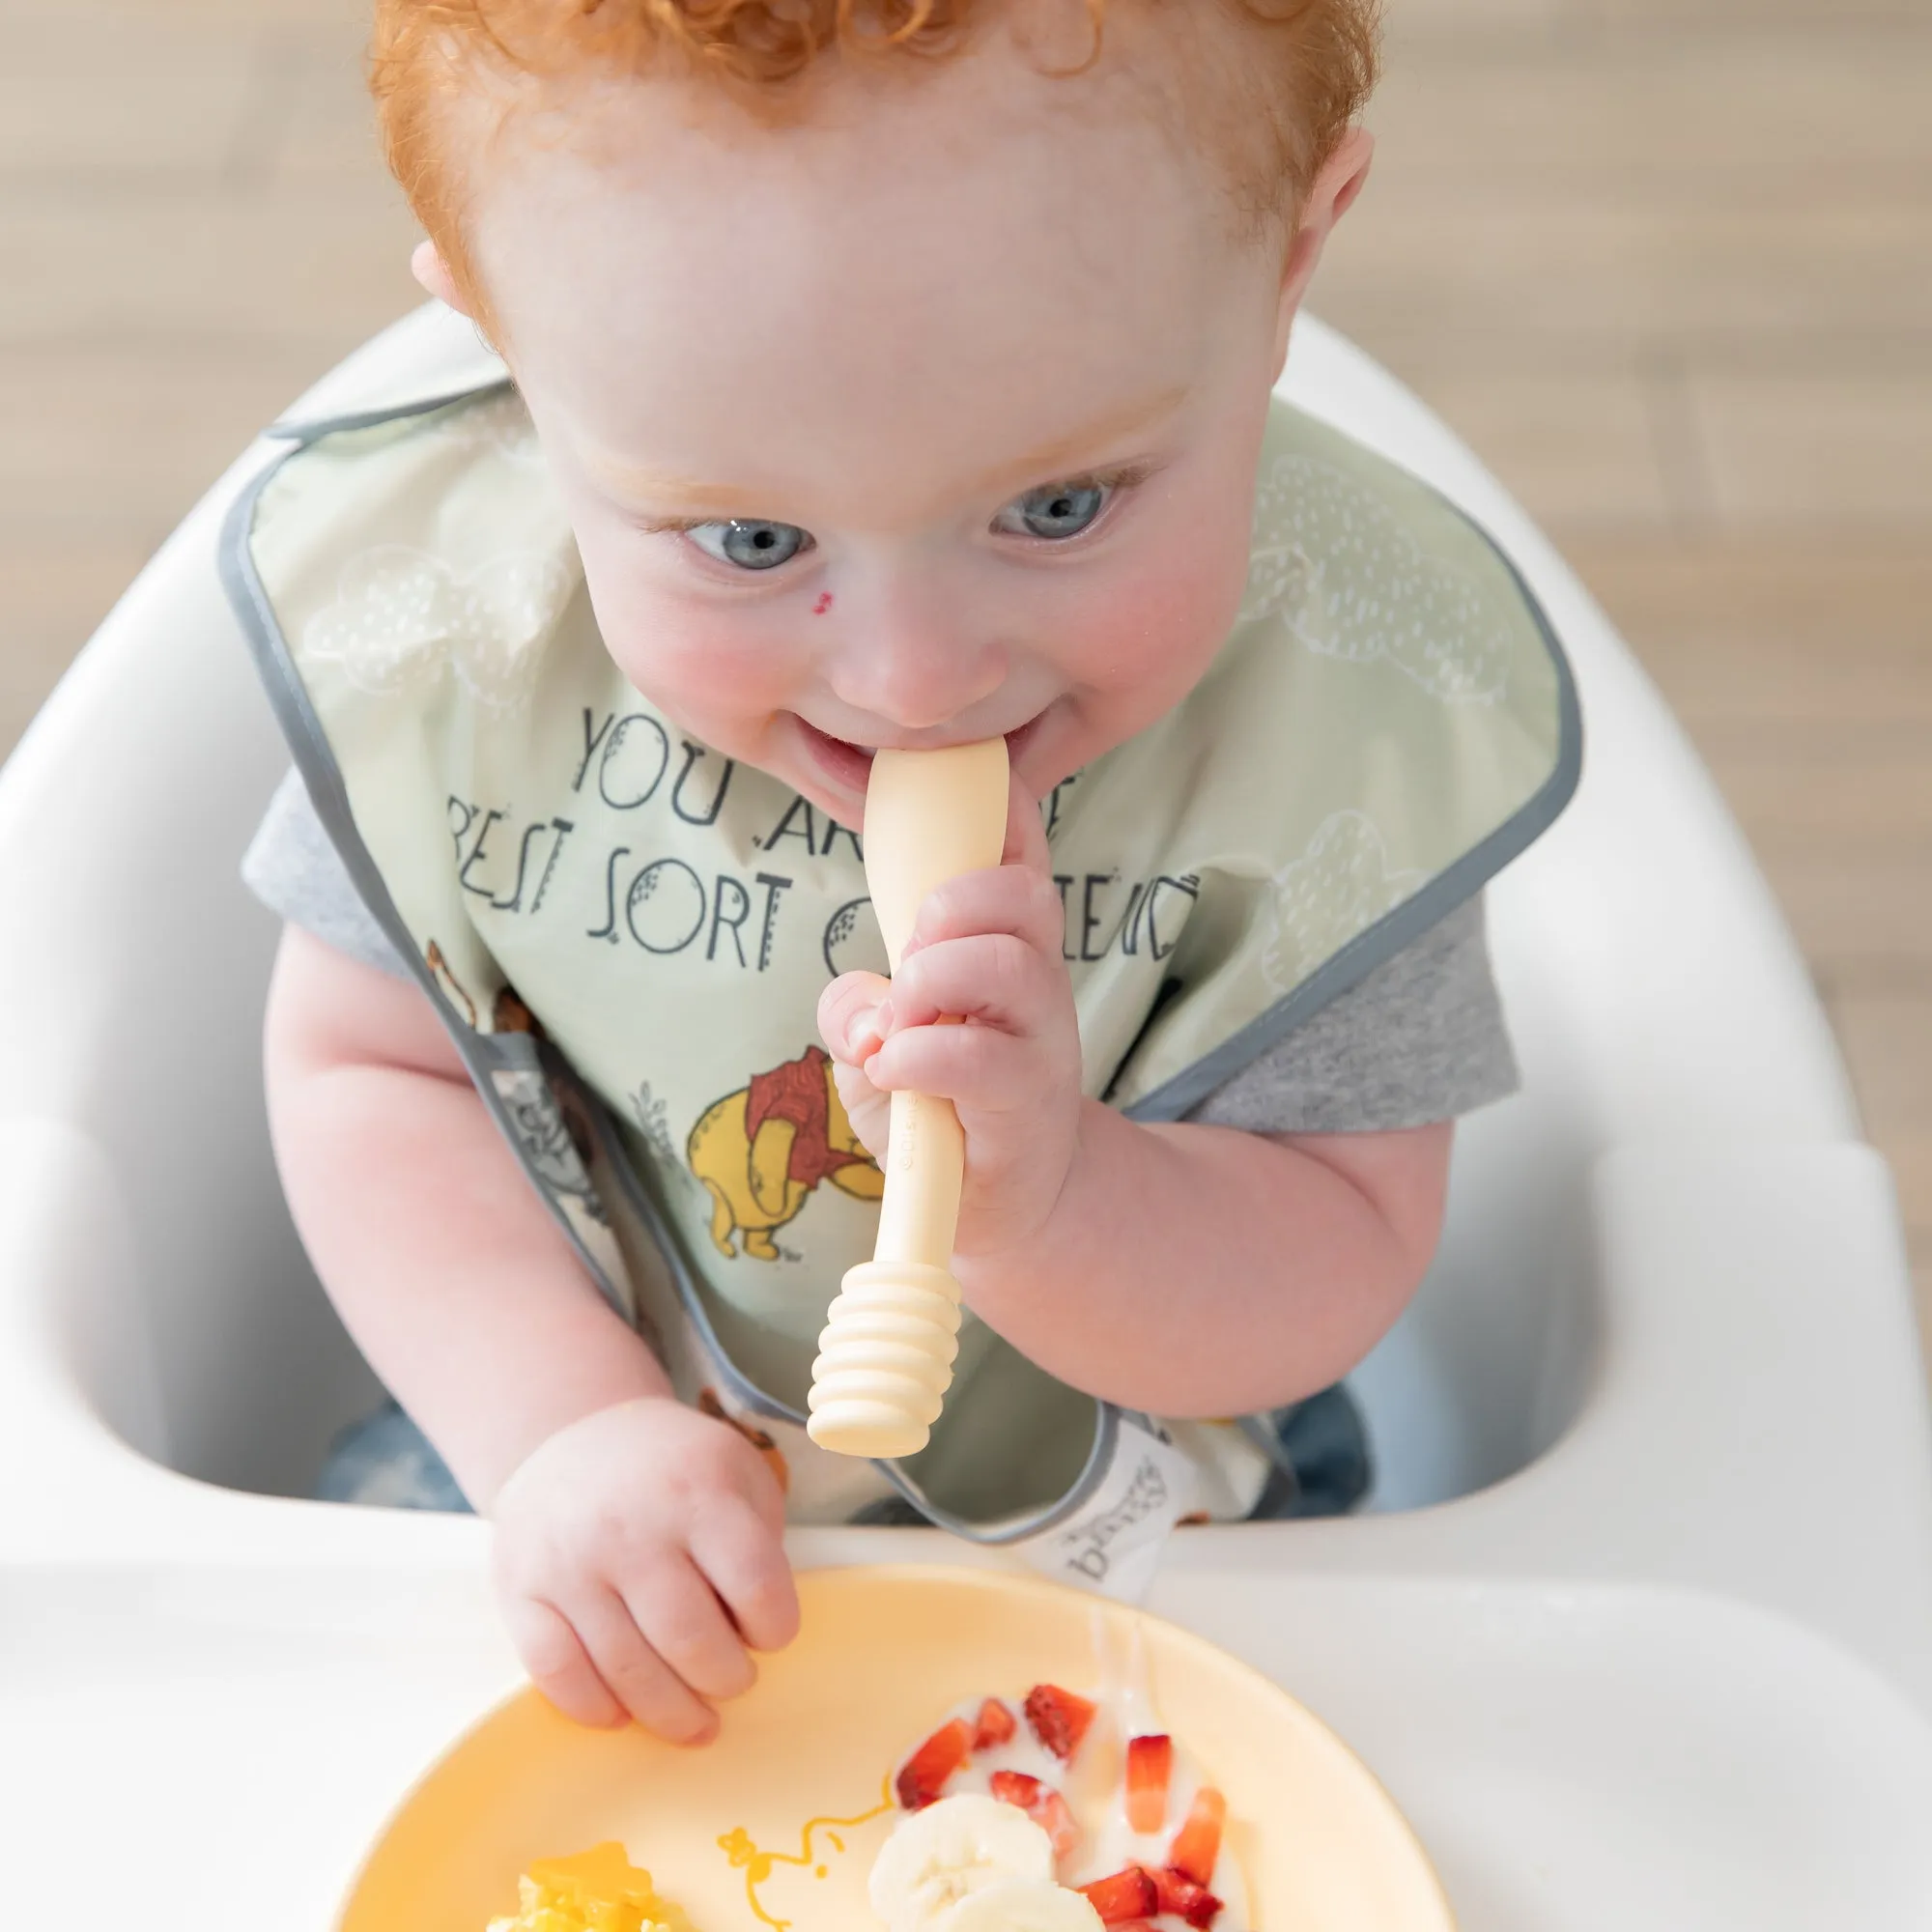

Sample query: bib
[224,373,1578,1585]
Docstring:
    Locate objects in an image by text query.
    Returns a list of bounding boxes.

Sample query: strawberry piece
[989,1770,1080,1860]
[895,1717,973,1811]
[1032,1785,1080,1861]
[1167,1786,1227,1887]
[1152,1865,1225,1928]
[1124,1733,1174,1833]
[974,1697,1018,1751]
[1024,1684,1098,1762]
[1080,1867,1159,1925]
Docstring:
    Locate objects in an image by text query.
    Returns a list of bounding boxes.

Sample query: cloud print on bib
[1263,810,1426,994]
[1240,453,1513,703]
[299,543,568,711]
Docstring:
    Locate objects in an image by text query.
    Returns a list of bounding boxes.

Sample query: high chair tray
[337,1568,1452,1932]
[5,1559,1931,1929]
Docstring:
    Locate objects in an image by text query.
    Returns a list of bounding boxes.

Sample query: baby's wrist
[465,1361,676,1514]
[952,1095,1093,1264]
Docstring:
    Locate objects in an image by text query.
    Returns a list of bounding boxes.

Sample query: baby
[239,0,1573,1747]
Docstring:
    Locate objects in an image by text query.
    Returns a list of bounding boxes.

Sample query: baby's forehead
[463,9,1276,260]
[477,83,1256,480]
[469,37,1256,348]
[375,0,1374,338]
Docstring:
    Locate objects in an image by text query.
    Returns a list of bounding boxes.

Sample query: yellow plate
[336,1566,1455,1932]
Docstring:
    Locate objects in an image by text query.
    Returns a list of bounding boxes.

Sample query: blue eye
[995,481,1108,540]
[687,520,813,570]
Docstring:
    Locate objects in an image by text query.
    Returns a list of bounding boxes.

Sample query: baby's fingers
[691,1497,801,1655]
[572,1584,721,1745]
[867,1016,1064,1118]
[620,1558,758,1705]
[885,930,1067,1038]
[827,1051,891,1162]
[905,864,1065,970]
[499,1593,626,1730]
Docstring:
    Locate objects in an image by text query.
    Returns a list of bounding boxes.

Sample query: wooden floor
[4,0,1929,1332]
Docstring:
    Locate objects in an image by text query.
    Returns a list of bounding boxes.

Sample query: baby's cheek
[576,545,796,722]
[632,615,787,715]
[1062,507,1250,704]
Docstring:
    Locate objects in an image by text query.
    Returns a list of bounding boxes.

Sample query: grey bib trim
[1120,519,1581,1123]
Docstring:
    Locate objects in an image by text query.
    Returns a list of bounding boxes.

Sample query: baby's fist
[490,1397,798,1744]
[817,780,1082,1259]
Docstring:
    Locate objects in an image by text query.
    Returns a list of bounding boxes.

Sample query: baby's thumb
[826,1048,892,1166]
[817,970,893,1065]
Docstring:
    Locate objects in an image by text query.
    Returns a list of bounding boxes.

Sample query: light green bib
[224,378,1577,1562]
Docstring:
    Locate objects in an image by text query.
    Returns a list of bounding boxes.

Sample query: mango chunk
[486,1842,693,1932]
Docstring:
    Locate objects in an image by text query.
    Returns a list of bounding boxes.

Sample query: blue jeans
[316,1384,1371,1521]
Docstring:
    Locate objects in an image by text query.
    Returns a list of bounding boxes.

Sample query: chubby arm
[266,925,798,1744]
[819,781,1451,1419]
[263,924,668,1511]
[951,1111,1448,1417]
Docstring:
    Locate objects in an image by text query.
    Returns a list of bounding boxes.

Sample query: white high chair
[5,305,1932,1928]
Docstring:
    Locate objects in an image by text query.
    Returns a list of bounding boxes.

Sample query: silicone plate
[335,1566,1455,1932]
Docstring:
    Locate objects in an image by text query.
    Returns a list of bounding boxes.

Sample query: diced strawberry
[1151,1864,1225,1928]
[1033,1786,1080,1861]
[1080,1867,1159,1925]
[1167,1786,1227,1887]
[1024,1684,1098,1762]
[974,1697,1018,1751]
[1124,1733,1174,1833]
[895,1717,973,1811]
[989,1770,1080,1860]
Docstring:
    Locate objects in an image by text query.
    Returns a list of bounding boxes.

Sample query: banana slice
[869,1794,1057,1932]
[936,1880,1105,1932]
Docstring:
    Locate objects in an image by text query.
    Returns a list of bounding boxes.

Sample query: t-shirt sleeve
[1181,895,1519,1136]
[241,766,412,980]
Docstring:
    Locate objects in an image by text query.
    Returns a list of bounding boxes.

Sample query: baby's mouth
[796,713,1044,794]
[794,719,877,794]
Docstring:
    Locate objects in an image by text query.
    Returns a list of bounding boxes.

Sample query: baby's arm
[953,1111,1448,1418]
[264,926,797,1739]
[818,783,1450,1419]
[264,924,663,1502]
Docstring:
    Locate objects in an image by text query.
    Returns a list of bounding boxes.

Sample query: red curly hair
[370,0,1380,331]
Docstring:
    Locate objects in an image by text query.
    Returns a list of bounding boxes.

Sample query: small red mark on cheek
[812,591,834,616]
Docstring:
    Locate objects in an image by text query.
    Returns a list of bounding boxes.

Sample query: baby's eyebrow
[578,382,1188,520]
[964,384,1189,500]
[578,453,755,518]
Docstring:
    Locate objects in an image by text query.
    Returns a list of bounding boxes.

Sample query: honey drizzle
[716,1777,895,1932]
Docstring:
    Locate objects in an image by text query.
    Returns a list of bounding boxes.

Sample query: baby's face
[469,33,1301,827]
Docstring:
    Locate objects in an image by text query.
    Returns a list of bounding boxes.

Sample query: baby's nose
[825,580,1007,732]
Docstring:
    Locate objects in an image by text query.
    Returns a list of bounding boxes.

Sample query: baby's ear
[1273,126,1376,370]
[411,239,471,318]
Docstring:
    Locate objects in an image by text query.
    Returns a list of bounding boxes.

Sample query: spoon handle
[807,739,1010,1461]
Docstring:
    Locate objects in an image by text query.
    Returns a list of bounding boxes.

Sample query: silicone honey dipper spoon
[806,737,1011,1460]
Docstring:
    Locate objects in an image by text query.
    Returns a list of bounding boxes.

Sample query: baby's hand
[818,780,1082,1260]
[489,1397,798,1744]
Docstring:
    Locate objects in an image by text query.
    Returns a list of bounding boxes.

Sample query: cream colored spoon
[807,738,1010,1460]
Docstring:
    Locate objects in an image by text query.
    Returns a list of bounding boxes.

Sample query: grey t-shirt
[242,767,1519,1134]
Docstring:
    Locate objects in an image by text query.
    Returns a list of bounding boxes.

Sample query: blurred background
[3,0,1927,1345]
